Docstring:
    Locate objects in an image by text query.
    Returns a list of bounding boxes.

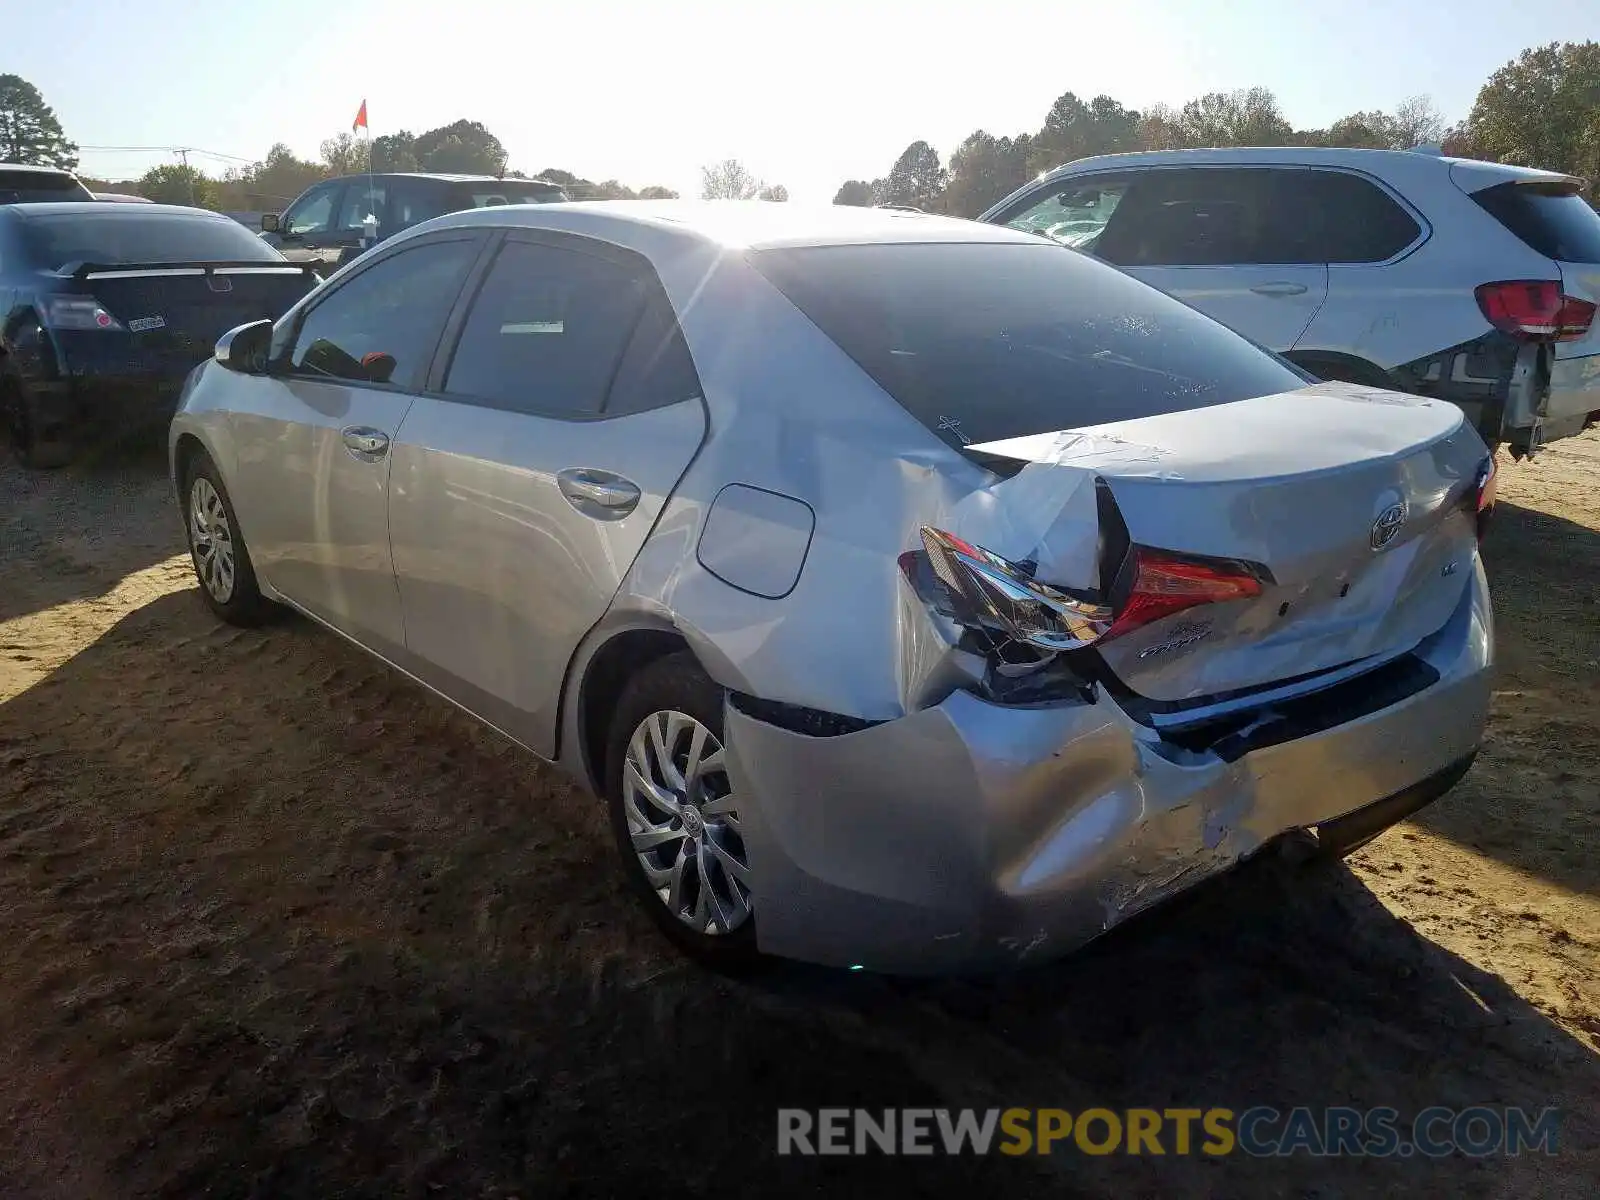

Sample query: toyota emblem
[1370,503,1406,551]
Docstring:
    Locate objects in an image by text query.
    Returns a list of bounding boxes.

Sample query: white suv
[981,147,1600,456]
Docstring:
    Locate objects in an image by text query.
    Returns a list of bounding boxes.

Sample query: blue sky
[16,0,1600,201]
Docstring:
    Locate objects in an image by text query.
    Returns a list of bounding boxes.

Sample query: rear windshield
[454,181,568,208]
[1473,182,1600,264]
[749,241,1309,448]
[0,169,92,204]
[19,211,285,269]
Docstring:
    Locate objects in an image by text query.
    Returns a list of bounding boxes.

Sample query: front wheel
[604,653,759,968]
[183,452,276,626]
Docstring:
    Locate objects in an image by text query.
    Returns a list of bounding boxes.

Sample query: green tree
[1028,92,1139,172]
[591,179,637,199]
[880,140,946,210]
[320,131,368,176]
[220,143,329,210]
[137,164,220,209]
[371,131,419,172]
[757,183,789,201]
[701,158,762,199]
[1468,41,1600,198]
[832,179,875,205]
[0,74,78,169]
[638,185,679,199]
[414,120,506,174]
[1174,88,1293,147]
[944,130,1033,217]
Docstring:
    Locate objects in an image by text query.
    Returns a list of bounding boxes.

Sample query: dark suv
[259,172,568,264]
[0,163,94,204]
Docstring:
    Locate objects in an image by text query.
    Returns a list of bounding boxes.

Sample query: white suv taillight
[900,526,1264,653]
[1475,280,1597,342]
[41,294,124,331]
[1472,454,1497,542]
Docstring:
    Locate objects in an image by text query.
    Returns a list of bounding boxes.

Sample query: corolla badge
[1370,503,1407,551]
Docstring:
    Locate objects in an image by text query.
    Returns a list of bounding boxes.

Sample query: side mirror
[260,213,281,233]
[215,319,275,374]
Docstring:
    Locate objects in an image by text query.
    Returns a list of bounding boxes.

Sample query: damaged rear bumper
[725,561,1492,974]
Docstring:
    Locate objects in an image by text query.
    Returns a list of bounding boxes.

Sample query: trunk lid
[69,264,316,373]
[969,382,1486,705]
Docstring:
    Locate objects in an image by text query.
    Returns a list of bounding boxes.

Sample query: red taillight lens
[41,294,124,331]
[1476,281,1596,342]
[1554,294,1598,341]
[1105,548,1264,640]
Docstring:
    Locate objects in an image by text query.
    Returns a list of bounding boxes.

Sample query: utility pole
[176,148,195,206]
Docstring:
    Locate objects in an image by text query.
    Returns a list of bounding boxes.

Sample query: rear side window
[750,241,1309,449]
[452,182,568,209]
[1295,170,1422,263]
[1473,182,1600,264]
[290,238,479,389]
[443,239,651,416]
[0,169,91,203]
[18,211,285,267]
[1096,168,1313,266]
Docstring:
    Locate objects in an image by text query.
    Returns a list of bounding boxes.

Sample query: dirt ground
[0,433,1596,1199]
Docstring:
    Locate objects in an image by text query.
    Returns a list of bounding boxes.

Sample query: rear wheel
[183,451,276,626]
[604,652,759,969]
[2,344,74,470]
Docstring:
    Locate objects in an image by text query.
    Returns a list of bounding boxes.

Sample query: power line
[78,144,257,163]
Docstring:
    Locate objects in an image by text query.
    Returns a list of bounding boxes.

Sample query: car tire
[182,451,276,627]
[604,652,761,970]
[2,353,74,470]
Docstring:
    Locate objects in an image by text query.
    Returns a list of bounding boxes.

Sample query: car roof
[430,199,1044,250]
[339,172,564,186]
[0,162,79,176]
[2,201,240,220]
[1036,145,1577,186]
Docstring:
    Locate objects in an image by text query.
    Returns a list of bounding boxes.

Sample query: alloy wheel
[621,709,751,935]
[188,476,237,604]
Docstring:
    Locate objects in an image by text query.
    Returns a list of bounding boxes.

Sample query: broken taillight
[1475,281,1597,342]
[1105,547,1265,640]
[901,527,1264,653]
[1472,454,1497,542]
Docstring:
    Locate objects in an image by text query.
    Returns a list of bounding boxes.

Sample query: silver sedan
[169,201,1494,973]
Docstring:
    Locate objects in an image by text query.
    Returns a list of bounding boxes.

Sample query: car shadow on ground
[0,591,1595,1199]
[0,444,180,625]
[1412,500,1600,898]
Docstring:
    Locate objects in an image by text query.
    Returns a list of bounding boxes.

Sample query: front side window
[289,238,478,389]
[1095,168,1313,267]
[1003,178,1129,250]
[750,241,1309,450]
[442,239,651,416]
[285,185,340,236]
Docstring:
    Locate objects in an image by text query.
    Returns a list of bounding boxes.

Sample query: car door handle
[558,468,641,520]
[1250,281,1309,296]
[342,426,390,461]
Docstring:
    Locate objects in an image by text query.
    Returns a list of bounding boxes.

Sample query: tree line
[834,40,1600,215]
[4,40,1597,216]
[0,76,682,210]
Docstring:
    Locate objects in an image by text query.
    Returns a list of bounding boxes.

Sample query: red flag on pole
[353,99,368,133]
